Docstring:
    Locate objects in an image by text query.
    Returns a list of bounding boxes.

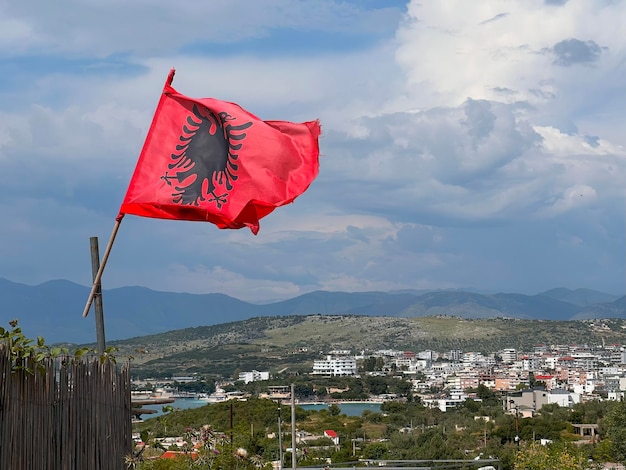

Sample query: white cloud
[541,184,598,216]
[0,17,32,49]
[535,126,625,156]
[394,0,626,115]
[151,264,303,302]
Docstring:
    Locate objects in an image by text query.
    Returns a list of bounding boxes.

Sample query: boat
[198,386,229,403]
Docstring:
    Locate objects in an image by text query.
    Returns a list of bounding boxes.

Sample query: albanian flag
[118,69,321,234]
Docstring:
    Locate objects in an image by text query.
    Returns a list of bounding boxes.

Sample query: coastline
[296,399,385,405]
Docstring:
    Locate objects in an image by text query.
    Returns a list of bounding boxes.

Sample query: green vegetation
[7,317,626,469]
[0,319,117,374]
[513,441,597,470]
[129,393,626,469]
[102,315,626,378]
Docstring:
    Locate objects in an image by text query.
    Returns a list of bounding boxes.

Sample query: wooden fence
[0,348,132,469]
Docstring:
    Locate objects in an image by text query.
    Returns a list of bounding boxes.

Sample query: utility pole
[514,406,520,447]
[291,383,296,469]
[484,424,487,448]
[278,400,283,470]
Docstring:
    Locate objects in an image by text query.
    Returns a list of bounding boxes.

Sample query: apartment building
[312,355,357,376]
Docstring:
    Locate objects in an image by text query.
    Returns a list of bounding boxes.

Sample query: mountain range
[0,278,623,344]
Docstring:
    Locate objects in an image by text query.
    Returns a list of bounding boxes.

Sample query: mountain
[253,290,421,316]
[0,278,623,344]
[397,291,583,320]
[572,296,626,320]
[538,287,621,307]
[399,291,504,318]
[0,279,255,344]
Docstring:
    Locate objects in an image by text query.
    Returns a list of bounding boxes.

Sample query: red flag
[118,69,321,234]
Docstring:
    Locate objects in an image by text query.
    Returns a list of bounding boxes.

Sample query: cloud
[0,0,403,57]
[0,0,625,305]
[551,38,603,66]
[394,0,626,112]
[154,265,304,302]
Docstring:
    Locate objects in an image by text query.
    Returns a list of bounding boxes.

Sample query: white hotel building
[312,355,358,376]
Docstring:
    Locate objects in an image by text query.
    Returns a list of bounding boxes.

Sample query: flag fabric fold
[118,69,321,234]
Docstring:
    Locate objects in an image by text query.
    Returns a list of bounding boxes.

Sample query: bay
[299,402,381,417]
[142,399,382,419]
[142,398,208,418]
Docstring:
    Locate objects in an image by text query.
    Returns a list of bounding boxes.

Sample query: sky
[0,0,624,303]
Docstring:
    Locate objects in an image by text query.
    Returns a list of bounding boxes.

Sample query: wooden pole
[82,219,122,318]
[90,237,106,355]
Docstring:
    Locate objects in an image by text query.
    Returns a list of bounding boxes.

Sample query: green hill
[105,315,626,378]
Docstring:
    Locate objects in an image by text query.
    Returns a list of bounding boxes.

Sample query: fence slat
[0,347,131,469]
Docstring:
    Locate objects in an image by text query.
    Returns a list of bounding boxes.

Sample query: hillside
[105,315,626,378]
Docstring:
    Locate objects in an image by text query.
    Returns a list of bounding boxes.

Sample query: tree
[603,399,626,463]
[328,403,341,416]
[366,376,388,395]
[293,382,313,399]
[513,442,594,470]
[476,383,497,401]
[362,442,387,459]
[362,357,377,372]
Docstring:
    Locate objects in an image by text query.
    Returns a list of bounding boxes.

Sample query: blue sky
[0,0,624,303]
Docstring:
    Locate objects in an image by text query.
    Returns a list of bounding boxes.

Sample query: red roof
[160,451,198,460]
[324,430,338,438]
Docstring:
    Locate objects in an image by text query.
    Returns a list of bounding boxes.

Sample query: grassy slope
[107,315,626,377]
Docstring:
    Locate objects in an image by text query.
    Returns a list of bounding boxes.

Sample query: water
[299,402,381,417]
[141,399,382,419]
[142,398,208,418]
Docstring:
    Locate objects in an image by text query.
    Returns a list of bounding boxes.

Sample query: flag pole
[82,218,122,318]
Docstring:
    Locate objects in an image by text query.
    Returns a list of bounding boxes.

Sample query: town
[132,320,626,416]
[125,324,626,469]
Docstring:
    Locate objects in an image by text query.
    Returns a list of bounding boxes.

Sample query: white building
[570,353,597,370]
[422,389,469,412]
[501,349,517,364]
[329,349,351,356]
[312,355,357,376]
[449,349,462,362]
[418,350,437,361]
[238,370,270,384]
[521,356,541,371]
[548,389,581,407]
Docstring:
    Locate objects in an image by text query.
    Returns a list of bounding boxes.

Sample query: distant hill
[397,291,584,320]
[109,315,626,378]
[572,296,626,320]
[0,278,623,344]
[538,287,621,307]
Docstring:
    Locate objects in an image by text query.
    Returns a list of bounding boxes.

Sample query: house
[506,388,580,413]
[324,430,339,446]
[160,450,198,460]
